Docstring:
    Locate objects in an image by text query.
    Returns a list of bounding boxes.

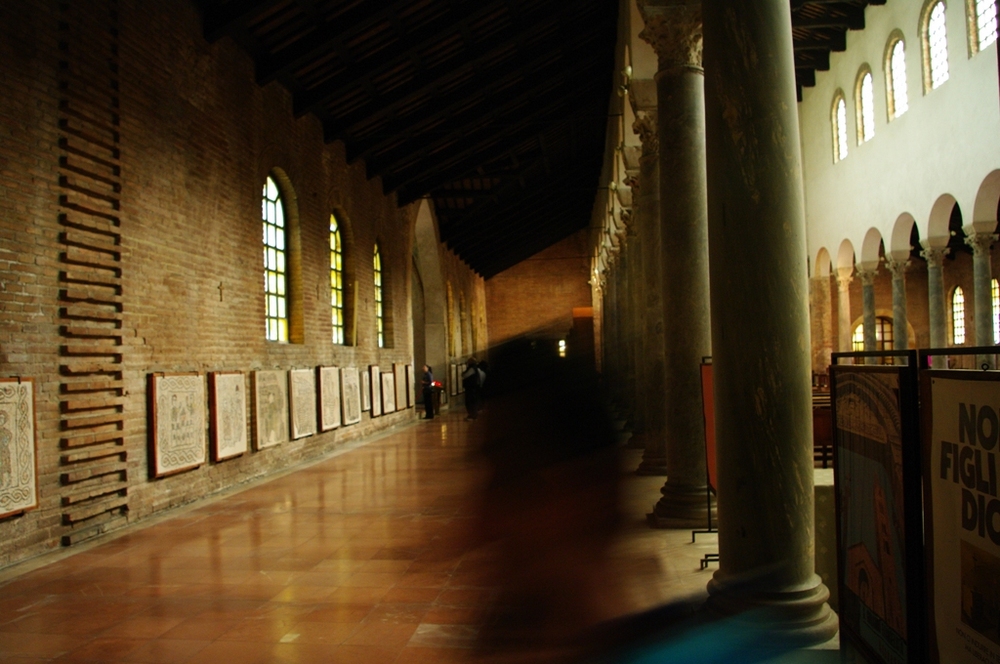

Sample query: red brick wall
[0,1,484,566]
[485,230,592,347]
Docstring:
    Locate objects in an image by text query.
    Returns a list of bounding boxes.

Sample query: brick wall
[485,230,591,348]
[0,1,485,567]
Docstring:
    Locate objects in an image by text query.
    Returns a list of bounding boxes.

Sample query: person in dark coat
[420,365,434,419]
[462,358,483,420]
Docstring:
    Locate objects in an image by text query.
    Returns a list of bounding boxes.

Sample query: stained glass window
[331,214,344,345]
[262,176,287,342]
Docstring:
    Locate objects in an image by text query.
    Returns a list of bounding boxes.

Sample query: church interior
[2,0,999,661]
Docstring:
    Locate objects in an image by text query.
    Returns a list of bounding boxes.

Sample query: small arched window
[953,286,966,344]
[992,278,999,343]
[856,69,876,144]
[330,213,344,345]
[886,38,909,119]
[924,1,950,91]
[373,243,384,348]
[262,175,288,342]
[852,318,895,352]
[832,92,849,163]
[971,0,998,52]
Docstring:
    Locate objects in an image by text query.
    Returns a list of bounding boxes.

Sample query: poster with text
[926,374,1000,664]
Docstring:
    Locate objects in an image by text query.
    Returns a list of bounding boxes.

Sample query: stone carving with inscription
[319,366,341,431]
[362,370,371,411]
[209,372,247,461]
[150,373,206,477]
[0,379,37,518]
[253,370,289,449]
[370,365,382,417]
[394,363,407,411]
[289,369,317,439]
[341,368,361,425]
[382,372,396,414]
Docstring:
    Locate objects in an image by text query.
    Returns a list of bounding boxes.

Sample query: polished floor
[0,411,719,663]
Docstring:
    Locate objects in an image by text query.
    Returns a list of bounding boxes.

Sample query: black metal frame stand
[691,485,719,569]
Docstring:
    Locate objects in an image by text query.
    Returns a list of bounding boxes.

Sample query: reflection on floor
[0,412,718,663]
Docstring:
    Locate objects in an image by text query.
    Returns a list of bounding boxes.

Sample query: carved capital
[632,110,659,156]
[638,0,703,71]
[920,246,950,267]
[835,269,853,292]
[857,268,877,287]
[885,258,910,279]
[965,232,998,258]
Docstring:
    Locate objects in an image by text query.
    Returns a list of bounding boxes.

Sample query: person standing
[462,358,483,420]
[421,365,435,420]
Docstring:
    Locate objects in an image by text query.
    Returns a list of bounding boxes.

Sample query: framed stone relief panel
[208,371,247,462]
[341,368,362,426]
[450,364,458,396]
[393,363,406,411]
[318,366,341,431]
[382,372,396,414]
[149,373,206,478]
[253,370,289,450]
[0,378,39,518]
[289,369,317,440]
[370,365,382,417]
[361,369,371,411]
[405,364,415,408]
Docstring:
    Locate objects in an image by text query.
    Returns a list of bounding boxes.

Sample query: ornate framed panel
[209,371,247,462]
[0,378,38,518]
[253,370,289,450]
[370,365,382,417]
[361,369,371,411]
[393,363,406,411]
[318,366,341,431]
[149,373,206,478]
[405,364,415,408]
[289,369,317,440]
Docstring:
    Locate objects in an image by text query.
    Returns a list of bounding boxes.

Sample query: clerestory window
[832,93,849,163]
[330,213,344,345]
[886,38,909,119]
[262,175,287,342]
[924,1,951,91]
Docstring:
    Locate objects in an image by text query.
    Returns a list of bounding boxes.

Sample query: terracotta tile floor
[0,413,719,663]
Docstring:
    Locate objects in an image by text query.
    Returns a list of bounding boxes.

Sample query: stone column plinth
[886,258,910,354]
[638,0,714,523]
[703,0,837,644]
[836,270,853,353]
[921,246,949,349]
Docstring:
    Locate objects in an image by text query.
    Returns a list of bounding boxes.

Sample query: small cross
[218,282,224,302]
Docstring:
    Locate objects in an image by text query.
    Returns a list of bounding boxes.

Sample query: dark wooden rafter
[202,0,284,42]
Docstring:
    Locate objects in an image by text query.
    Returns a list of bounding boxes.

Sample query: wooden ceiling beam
[202,0,281,43]
[792,6,865,30]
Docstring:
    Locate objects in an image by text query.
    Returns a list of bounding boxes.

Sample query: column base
[647,482,716,529]
[706,573,839,647]
[623,430,646,449]
[635,448,668,475]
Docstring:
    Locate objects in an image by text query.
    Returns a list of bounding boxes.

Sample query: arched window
[852,318,895,352]
[953,286,966,344]
[262,175,287,342]
[923,1,950,91]
[330,213,344,345]
[832,92,849,163]
[886,38,909,119]
[373,244,384,348]
[855,68,875,144]
[992,278,999,343]
[971,0,998,52]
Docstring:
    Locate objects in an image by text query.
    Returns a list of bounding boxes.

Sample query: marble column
[631,93,669,472]
[857,267,878,360]
[836,269,853,353]
[921,245,949,349]
[639,0,713,524]
[967,231,997,348]
[703,0,838,644]
[886,258,910,353]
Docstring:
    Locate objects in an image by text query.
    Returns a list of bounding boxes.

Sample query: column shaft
[968,232,997,347]
[836,271,853,352]
[921,247,948,349]
[886,259,909,352]
[703,0,837,643]
[858,268,877,362]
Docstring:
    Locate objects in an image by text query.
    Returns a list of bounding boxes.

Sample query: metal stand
[691,485,718,569]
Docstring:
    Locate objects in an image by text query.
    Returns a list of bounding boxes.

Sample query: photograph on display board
[209,371,247,462]
[382,372,396,414]
[924,373,1000,663]
[149,373,207,477]
[0,378,38,518]
[253,370,289,450]
[361,369,371,411]
[832,366,920,664]
[370,365,382,417]
[394,363,406,411]
[341,368,361,425]
[318,366,341,431]
[288,369,317,440]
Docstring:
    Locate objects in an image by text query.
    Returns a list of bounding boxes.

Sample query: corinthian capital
[637,0,703,71]
[632,111,659,156]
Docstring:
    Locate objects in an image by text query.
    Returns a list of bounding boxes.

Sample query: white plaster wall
[799,0,1000,267]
